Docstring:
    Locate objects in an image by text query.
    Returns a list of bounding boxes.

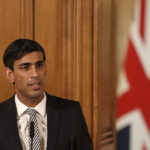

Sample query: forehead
[15,51,43,65]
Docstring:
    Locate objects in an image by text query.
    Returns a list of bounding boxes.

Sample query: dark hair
[3,39,46,70]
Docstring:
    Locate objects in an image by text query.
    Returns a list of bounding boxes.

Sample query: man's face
[5,51,46,101]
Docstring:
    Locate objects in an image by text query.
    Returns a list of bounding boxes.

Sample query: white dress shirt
[15,94,47,150]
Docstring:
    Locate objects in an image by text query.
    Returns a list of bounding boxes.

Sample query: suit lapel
[6,97,23,150]
[46,99,60,150]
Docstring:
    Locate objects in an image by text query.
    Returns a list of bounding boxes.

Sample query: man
[0,39,93,150]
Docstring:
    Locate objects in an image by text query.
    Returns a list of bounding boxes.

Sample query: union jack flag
[117,0,150,150]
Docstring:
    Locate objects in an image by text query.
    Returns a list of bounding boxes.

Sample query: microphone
[30,121,34,138]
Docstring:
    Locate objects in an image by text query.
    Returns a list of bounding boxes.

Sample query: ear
[4,67,14,84]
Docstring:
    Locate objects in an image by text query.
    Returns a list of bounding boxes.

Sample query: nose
[30,65,39,77]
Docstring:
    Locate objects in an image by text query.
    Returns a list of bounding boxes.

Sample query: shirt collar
[15,93,47,118]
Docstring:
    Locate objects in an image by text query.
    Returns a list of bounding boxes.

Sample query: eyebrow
[18,60,44,67]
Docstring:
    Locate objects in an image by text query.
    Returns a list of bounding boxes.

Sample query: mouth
[29,82,42,90]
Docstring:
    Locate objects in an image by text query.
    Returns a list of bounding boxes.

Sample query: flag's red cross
[117,39,150,129]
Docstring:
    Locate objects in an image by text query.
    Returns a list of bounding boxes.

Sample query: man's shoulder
[0,95,15,111]
[46,93,81,112]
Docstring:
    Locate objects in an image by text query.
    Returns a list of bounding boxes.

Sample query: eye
[36,61,45,68]
[20,64,30,70]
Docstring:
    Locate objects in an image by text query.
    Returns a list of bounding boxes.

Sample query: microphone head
[70,136,77,150]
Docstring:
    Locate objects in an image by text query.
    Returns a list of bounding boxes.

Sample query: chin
[29,91,44,99]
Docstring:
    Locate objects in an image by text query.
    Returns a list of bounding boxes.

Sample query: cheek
[40,70,46,78]
[13,74,27,85]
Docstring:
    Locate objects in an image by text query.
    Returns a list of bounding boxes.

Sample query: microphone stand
[30,121,34,150]
[70,136,77,150]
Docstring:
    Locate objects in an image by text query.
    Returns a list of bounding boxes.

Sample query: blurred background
[0,0,148,150]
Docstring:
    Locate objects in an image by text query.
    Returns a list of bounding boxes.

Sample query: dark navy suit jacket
[0,93,93,150]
